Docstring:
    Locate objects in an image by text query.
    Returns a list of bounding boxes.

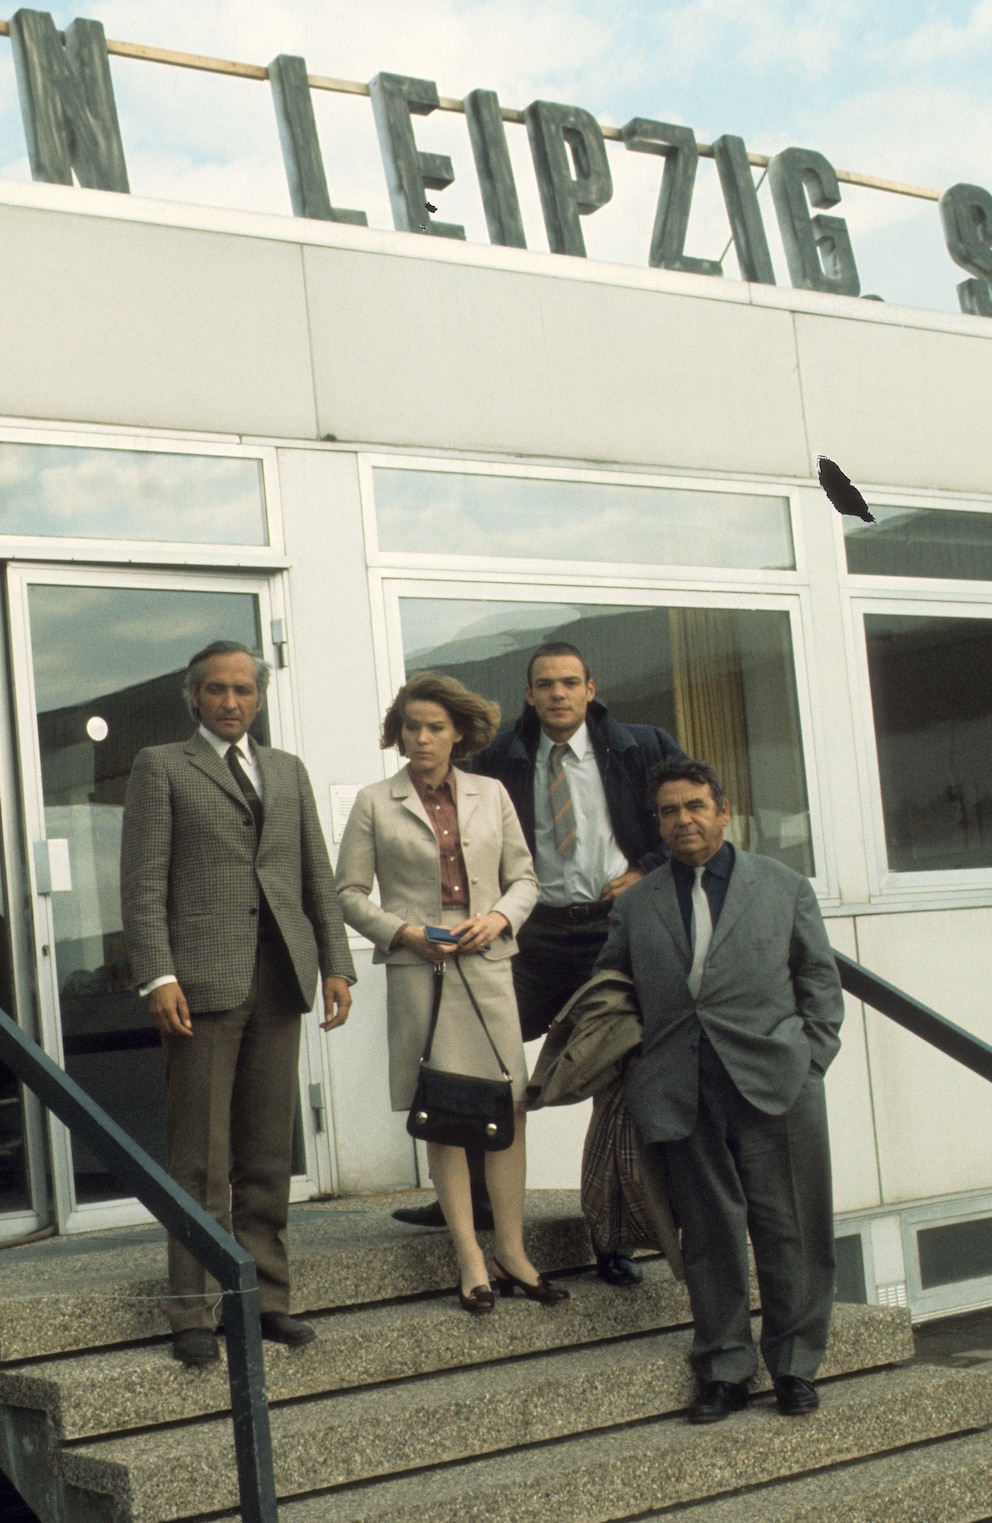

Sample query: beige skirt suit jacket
[336,765,539,1110]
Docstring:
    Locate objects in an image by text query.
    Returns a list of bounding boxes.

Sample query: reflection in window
[376,469,795,571]
[400,598,813,874]
[865,614,992,872]
[0,444,267,545]
[845,506,992,581]
[29,584,269,1201]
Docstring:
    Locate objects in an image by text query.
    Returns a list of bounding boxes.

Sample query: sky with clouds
[0,1,988,314]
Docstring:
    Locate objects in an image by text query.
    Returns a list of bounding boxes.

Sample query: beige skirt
[386,913,529,1112]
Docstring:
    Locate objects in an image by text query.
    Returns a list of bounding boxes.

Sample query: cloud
[871,0,992,69]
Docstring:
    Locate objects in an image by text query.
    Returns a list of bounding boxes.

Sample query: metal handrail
[834,951,992,1084]
[0,1009,278,1523]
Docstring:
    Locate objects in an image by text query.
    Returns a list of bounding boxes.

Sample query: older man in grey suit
[595,758,843,1423]
[121,641,355,1365]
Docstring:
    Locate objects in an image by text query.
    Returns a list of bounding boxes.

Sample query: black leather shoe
[596,1252,643,1286]
[687,1380,749,1424]
[774,1376,819,1415]
[392,1200,447,1228]
[172,1328,219,1365]
[391,1198,495,1231]
[258,1313,316,1346]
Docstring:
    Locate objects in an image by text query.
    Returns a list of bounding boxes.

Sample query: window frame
[0,420,288,568]
[371,571,834,898]
[358,451,806,586]
[848,589,992,900]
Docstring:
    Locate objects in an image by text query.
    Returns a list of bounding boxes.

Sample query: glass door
[6,565,322,1231]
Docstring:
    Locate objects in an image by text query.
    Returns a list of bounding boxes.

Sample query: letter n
[10,8,130,192]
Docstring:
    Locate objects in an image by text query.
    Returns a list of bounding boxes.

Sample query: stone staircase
[0,1191,989,1523]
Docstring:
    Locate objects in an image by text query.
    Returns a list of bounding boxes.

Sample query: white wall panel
[856,908,992,1203]
[302,246,811,476]
[276,448,415,1190]
[0,207,317,438]
[825,917,882,1214]
[794,311,992,495]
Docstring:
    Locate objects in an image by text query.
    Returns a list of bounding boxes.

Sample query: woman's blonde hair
[381,671,501,761]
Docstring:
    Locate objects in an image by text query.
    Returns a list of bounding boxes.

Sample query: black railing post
[834,950,992,1084]
[0,1010,278,1523]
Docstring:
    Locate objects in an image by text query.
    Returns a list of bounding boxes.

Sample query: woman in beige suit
[337,672,568,1312]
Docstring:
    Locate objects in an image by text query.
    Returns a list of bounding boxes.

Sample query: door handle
[33,839,72,893]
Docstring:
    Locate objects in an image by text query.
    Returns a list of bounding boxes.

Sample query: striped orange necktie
[548,743,577,858]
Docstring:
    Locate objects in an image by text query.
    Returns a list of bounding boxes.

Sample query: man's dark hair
[649,758,728,812]
[183,641,271,717]
[526,641,591,685]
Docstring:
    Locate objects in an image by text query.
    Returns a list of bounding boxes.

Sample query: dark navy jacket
[471,699,685,875]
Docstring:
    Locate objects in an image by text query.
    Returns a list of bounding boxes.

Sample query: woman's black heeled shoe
[492,1257,569,1304]
[458,1283,495,1314]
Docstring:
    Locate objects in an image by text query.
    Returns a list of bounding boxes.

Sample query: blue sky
[0,1,989,313]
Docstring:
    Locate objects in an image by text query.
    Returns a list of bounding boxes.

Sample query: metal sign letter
[10,8,129,192]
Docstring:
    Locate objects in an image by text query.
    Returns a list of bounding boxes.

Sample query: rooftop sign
[6,7,992,317]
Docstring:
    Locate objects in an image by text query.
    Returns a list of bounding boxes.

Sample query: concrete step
[641,1428,992,1520]
[52,1306,917,1523]
[260,1366,992,1523]
[0,1190,593,1361]
[0,1259,690,1439]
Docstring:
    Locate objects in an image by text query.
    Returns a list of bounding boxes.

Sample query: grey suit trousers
[163,937,301,1332]
[660,1034,835,1384]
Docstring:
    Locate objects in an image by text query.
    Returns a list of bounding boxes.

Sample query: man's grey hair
[183,640,271,717]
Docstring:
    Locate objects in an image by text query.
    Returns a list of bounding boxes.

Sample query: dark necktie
[227,744,263,834]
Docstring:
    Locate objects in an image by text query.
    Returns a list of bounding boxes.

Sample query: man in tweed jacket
[120,640,355,1364]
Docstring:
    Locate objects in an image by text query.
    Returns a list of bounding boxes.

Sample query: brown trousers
[163,940,302,1332]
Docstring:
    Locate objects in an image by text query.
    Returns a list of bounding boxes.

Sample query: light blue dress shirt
[532,723,627,905]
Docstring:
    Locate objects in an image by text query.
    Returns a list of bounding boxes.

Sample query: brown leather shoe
[458,1283,495,1314]
[492,1257,569,1303]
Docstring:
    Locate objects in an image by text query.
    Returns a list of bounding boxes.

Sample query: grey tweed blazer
[120,732,355,1013]
[595,848,843,1143]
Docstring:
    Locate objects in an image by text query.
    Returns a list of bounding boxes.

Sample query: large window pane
[845,507,992,581]
[376,469,795,571]
[0,444,267,545]
[28,584,272,1203]
[864,613,992,872]
[400,598,813,874]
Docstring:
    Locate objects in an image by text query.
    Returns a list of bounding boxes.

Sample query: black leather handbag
[406,959,515,1152]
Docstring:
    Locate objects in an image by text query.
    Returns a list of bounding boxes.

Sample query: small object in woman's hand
[425,925,462,945]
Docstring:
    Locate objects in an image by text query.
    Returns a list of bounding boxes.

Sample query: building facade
[0,170,987,1320]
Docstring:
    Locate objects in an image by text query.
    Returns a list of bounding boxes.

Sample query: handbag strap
[419,958,512,1081]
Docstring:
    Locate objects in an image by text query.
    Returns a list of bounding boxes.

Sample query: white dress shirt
[197,723,264,797]
[532,723,627,905]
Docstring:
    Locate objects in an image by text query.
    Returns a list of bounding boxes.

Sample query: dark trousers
[512,911,611,1041]
[661,1036,835,1384]
[163,939,301,1332]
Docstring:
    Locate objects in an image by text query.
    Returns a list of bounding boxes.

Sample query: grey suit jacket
[120,732,355,1013]
[595,849,843,1144]
[335,765,538,963]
